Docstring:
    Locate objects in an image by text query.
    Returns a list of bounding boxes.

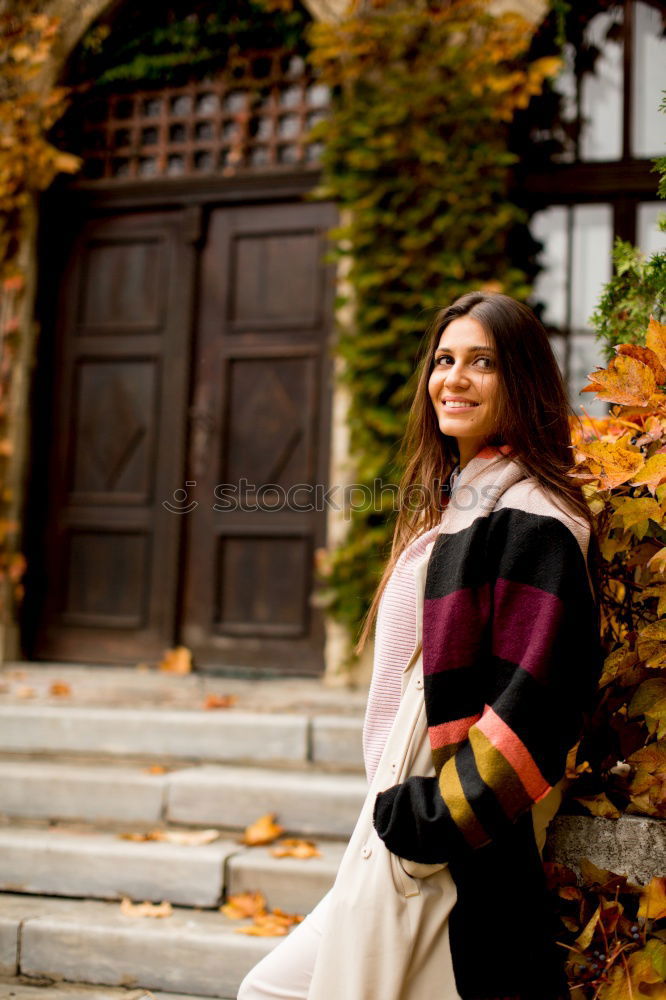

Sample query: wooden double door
[27,195,337,673]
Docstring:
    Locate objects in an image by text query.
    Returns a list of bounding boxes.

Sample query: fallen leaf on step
[270,838,322,859]
[221,891,267,919]
[119,828,222,846]
[119,897,172,918]
[143,764,167,774]
[234,908,304,936]
[158,646,192,674]
[242,813,284,846]
[203,693,238,709]
[49,681,71,696]
[16,685,35,698]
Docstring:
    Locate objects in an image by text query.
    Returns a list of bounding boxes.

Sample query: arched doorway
[23,1,337,674]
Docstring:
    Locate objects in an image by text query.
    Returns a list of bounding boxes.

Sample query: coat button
[416,677,423,689]
[362,844,372,859]
[390,761,397,773]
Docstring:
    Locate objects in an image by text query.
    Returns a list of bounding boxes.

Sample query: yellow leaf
[639,877,666,922]
[630,453,666,490]
[612,496,663,531]
[573,793,621,818]
[647,315,666,372]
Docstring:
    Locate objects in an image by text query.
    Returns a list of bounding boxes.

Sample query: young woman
[238,291,604,1000]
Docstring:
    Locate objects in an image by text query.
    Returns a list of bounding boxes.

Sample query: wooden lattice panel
[74,51,330,181]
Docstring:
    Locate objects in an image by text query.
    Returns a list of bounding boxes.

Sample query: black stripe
[424,667,484,726]
[425,506,590,602]
[454,741,514,840]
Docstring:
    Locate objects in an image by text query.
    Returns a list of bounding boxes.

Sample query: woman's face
[428,315,499,467]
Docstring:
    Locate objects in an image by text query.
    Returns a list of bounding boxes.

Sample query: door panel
[33,209,194,663]
[181,201,336,673]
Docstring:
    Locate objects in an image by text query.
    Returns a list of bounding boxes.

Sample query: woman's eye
[434,355,493,368]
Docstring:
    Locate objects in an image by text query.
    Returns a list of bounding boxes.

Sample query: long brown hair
[355,290,602,653]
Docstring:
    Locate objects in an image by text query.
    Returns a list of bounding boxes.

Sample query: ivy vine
[307,0,563,636]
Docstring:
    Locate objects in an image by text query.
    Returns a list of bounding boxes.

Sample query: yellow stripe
[468,727,532,821]
[438,755,489,849]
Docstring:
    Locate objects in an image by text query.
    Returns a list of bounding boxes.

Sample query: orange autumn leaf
[616,343,666,385]
[158,645,192,673]
[120,828,221,846]
[144,764,167,774]
[270,838,322,859]
[234,908,304,937]
[221,891,268,919]
[203,693,238,710]
[575,439,644,489]
[583,353,657,406]
[242,813,285,846]
[49,681,71,696]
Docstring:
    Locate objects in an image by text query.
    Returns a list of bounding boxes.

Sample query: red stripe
[429,713,481,748]
[477,706,551,802]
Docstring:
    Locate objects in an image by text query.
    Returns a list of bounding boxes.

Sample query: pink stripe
[429,714,481,748]
[477,706,550,801]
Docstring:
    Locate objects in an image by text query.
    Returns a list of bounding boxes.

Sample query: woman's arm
[373,508,604,866]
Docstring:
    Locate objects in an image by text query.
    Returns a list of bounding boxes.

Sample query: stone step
[0,760,367,838]
[0,892,280,998]
[0,706,364,772]
[0,825,345,914]
[0,981,231,1000]
[166,764,366,838]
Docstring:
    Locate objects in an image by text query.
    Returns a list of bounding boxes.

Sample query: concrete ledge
[546,813,666,886]
[167,765,367,838]
[311,715,363,770]
[0,706,308,764]
[12,892,277,998]
[0,762,166,825]
[0,982,233,1000]
[0,828,241,907]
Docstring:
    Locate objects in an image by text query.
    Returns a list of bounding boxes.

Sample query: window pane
[530,207,568,328]
[637,202,666,255]
[571,205,613,330]
[580,10,624,161]
[632,1,666,157]
[569,333,609,418]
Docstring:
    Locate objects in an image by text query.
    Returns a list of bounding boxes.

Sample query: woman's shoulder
[493,475,591,555]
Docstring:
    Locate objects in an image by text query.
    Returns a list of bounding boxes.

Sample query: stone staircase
[0,663,369,1000]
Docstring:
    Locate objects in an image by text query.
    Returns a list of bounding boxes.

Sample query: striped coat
[373,444,604,999]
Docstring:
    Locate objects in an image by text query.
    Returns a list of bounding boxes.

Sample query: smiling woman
[237,291,605,1000]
